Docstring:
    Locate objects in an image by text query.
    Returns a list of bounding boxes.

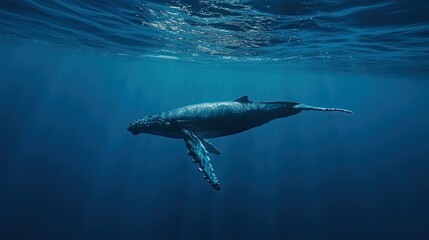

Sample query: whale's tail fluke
[294,103,353,114]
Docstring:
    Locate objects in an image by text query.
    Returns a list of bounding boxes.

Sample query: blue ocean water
[1,1,429,240]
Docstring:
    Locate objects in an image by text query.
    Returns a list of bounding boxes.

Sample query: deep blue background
[0,41,429,240]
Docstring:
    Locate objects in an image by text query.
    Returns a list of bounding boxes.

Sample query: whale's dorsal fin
[233,96,251,103]
[200,138,221,155]
[182,129,220,190]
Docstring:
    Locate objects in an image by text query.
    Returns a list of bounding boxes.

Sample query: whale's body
[128,96,352,190]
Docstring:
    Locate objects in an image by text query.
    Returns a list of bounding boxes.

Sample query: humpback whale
[128,96,353,190]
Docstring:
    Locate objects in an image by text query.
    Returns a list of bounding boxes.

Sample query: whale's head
[127,115,170,136]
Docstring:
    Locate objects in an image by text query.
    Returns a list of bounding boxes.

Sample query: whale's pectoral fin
[182,129,220,190]
[200,138,221,155]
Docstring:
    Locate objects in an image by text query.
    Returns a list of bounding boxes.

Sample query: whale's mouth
[127,125,139,135]
[128,115,165,135]
[128,119,146,135]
